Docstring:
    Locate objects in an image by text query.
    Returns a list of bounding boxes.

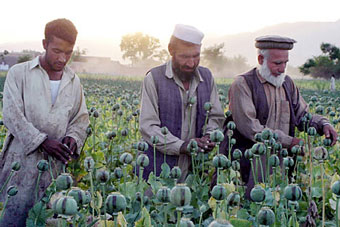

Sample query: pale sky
[1,0,340,60]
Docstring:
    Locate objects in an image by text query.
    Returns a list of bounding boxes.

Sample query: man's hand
[62,136,78,157]
[40,138,73,164]
[289,137,304,149]
[196,135,215,152]
[323,124,338,146]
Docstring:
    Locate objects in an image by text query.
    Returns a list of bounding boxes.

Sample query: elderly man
[222,35,337,197]
[0,18,89,226]
[139,24,224,182]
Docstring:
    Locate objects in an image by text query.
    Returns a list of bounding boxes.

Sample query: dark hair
[45,18,78,44]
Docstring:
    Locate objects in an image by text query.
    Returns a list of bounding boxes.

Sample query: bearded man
[222,35,337,197]
[139,24,224,182]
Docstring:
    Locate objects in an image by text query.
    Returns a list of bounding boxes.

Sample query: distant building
[0,62,9,71]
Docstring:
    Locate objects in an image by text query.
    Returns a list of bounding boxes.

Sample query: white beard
[258,59,286,87]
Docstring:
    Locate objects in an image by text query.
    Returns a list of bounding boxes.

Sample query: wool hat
[255,35,296,50]
[172,24,204,45]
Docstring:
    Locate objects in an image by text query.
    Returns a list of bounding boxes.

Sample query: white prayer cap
[172,24,204,45]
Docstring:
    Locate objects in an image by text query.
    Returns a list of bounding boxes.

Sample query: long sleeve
[3,65,47,155]
[139,72,185,155]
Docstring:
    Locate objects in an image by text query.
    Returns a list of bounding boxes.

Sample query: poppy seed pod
[213,154,229,169]
[267,138,276,147]
[269,154,280,167]
[225,110,232,118]
[188,96,197,105]
[170,166,182,179]
[37,160,49,172]
[204,102,212,111]
[96,169,110,184]
[316,106,324,115]
[151,135,159,145]
[117,110,123,116]
[105,192,127,214]
[86,127,92,136]
[68,187,87,206]
[156,187,170,203]
[84,157,95,171]
[257,207,275,226]
[261,129,273,141]
[291,145,300,155]
[231,160,240,171]
[180,218,195,227]
[283,157,294,168]
[323,138,332,147]
[133,100,140,106]
[307,127,317,136]
[161,127,169,135]
[11,161,21,171]
[112,104,120,111]
[280,149,288,158]
[251,143,266,155]
[273,133,278,140]
[211,184,227,200]
[7,185,18,196]
[120,152,133,165]
[284,184,303,201]
[137,141,149,152]
[210,130,224,143]
[250,185,266,203]
[230,138,236,145]
[232,149,242,160]
[244,149,254,160]
[121,129,128,137]
[273,142,282,152]
[331,181,340,197]
[226,191,241,207]
[208,219,233,227]
[187,139,198,153]
[227,121,236,130]
[305,112,313,120]
[313,146,328,161]
[93,110,99,118]
[90,107,96,113]
[53,196,78,216]
[113,167,123,179]
[254,133,263,142]
[170,184,191,207]
[56,173,74,191]
[136,154,149,167]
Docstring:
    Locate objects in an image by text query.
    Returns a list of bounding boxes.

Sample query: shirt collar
[165,60,204,82]
[256,68,267,84]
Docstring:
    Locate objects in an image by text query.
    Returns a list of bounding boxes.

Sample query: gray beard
[258,60,286,87]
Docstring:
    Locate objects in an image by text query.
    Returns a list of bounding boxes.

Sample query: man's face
[170,41,201,79]
[43,36,74,72]
[263,49,289,77]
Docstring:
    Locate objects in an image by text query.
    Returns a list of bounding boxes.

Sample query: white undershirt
[50,80,61,105]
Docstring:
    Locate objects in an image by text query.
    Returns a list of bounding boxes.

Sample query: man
[0,18,89,226]
[139,24,224,182]
[222,35,338,197]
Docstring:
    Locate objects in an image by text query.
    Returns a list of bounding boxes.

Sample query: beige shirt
[229,69,328,148]
[139,61,225,179]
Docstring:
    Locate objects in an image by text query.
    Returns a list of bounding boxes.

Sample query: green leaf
[311,186,322,198]
[147,172,162,195]
[135,207,151,227]
[160,163,170,178]
[230,218,252,227]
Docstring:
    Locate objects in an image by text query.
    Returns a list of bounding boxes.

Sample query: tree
[120,32,167,65]
[71,47,87,62]
[201,43,226,72]
[17,54,32,63]
[300,43,340,79]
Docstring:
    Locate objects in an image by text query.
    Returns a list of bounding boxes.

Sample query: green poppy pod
[210,130,225,143]
[267,138,276,147]
[106,131,116,140]
[291,145,300,155]
[0,120,3,125]
[137,141,149,152]
[96,169,110,184]
[37,160,49,172]
[121,100,127,106]
[326,106,332,114]
[305,112,313,120]
[280,149,288,158]
[269,155,280,167]
[120,152,133,165]
[86,127,92,136]
[251,143,266,155]
[273,142,282,152]
[188,96,197,105]
[68,187,87,206]
[227,121,236,130]
[283,157,294,168]
[257,207,275,226]
[250,185,266,203]
[232,149,242,160]
[180,218,195,227]
[170,184,192,207]
[273,133,278,140]
[315,106,324,115]
[90,107,96,113]
[219,95,226,102]
[261,129,273,141]
[113,167,123,179]
[254,133,263,142]
[208,219,234,227]
[7,185,18,197]
[151,135,159,145]
[212,154,229,169]
[187,139,198,153]
[225,110,232,118]
[323,138,332,147]
[307,127,317,136]
[170,166,182,179]
[313,146,328,161]
[297,156,303,162]
[121,128,128,137]
[105,192,127,214]
[231,160,240,171]
[284,184,303,201]
[11,161,21,171]
[112,104,120,111]
[93,110,99,118]
[117,110,123,116]
[311,96,318,102]
[301,116,307,123]
[133,99,140,106]
[53,196,78,216]
[156,187,170,203]
[333,119,339,125]
[204,102,212,111]
[84,157,95,171]
[137,154,149,167]
[244,149,253,160]
[56,173,73,191]
[226,191,241,207]
[211,184,227,201]
[330,111,336,117]
[331,181,340,196]
[230,138,236,145]
[161,127,169,135]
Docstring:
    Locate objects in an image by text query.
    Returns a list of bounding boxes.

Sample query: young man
[0,18,89,226]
